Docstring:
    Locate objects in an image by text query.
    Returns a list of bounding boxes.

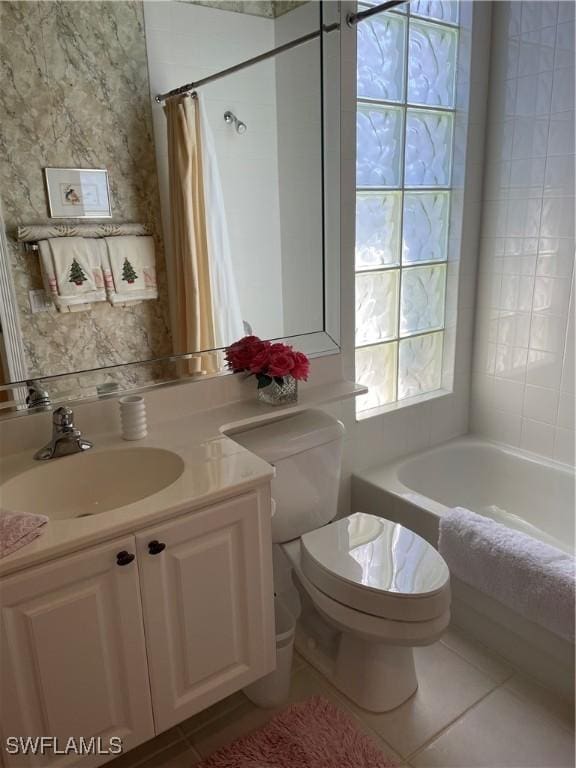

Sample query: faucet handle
[53,406,74,429]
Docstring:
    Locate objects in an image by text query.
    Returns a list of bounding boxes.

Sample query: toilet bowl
[231,410,451,712]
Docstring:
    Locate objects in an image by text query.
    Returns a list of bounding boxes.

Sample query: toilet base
[295,619,418,713]
[335,634,418,711]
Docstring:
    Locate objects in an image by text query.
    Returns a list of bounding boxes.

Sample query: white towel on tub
[38,237,106,312]
[439,507,575,642]
[103,235,158,306]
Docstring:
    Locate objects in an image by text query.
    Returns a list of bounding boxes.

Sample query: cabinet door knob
[148,540,166,555]
[116,550,135,566]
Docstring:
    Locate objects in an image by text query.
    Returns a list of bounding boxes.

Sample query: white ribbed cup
[119,395,147,441]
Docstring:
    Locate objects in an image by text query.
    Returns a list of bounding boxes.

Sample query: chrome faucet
[34,406,93,461]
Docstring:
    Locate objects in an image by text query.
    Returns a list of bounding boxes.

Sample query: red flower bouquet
[225,335,310,391]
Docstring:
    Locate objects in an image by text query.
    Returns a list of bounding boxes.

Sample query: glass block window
[355,0,458,416]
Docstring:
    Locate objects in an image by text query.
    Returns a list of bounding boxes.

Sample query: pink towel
[0,511,48,558]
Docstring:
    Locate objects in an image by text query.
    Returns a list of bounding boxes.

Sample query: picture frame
[43,167,112,219]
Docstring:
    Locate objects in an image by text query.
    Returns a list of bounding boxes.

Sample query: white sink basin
[1,448,185,520]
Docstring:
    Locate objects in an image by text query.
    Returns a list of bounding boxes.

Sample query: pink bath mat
[197,695,396,767]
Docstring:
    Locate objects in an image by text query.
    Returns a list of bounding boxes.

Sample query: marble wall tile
[0,0,172,386]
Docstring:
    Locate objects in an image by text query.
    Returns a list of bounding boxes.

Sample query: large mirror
[0,0,339,410]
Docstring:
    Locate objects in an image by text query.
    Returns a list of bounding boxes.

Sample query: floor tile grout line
[181,665,315,755]
[405,679,504,763]
[180,732,203,761]
[112,654,573,767]
[323,692,406,765]
[162,733,202,763]
[438,637,516,686]
[304,648,512,763]
[133,671,573,768]
[295,662,431,765]
[237,660,403,764]
[294,656,499,765]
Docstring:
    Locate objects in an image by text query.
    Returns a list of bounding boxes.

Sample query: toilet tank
[230,410,345,543]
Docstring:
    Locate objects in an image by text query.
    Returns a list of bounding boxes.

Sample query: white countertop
[0,379,364,577]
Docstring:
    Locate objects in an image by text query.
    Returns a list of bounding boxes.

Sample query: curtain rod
[155,22,339,103]
[155,0,408,103]
[346,0,409,27]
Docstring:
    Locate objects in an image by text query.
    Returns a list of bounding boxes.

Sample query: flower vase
[257,375,298,406]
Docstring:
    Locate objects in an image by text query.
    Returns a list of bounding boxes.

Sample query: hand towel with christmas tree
[103,235,158,306]
[38,237,107,312]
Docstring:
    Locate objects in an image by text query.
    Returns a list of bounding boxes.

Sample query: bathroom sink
[1,448,185,520]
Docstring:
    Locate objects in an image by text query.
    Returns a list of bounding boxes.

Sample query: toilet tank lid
[229,410,345,463]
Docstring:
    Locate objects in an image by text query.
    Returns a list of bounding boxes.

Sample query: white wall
[274,2,324,338]
[332,0,492,515]
[144,1,284,340]
[471,0,575,465]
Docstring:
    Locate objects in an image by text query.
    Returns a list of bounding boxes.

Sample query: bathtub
[352,436,575,699]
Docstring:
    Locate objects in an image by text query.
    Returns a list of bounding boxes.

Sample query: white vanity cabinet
[0,488,275,766]
[0,536,154,767]
[136,491,275,731]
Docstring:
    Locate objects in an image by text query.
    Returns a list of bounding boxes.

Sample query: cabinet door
[136,490,275,731]
[0,537,154,767]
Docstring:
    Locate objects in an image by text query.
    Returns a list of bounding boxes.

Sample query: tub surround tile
[553,426,576,465]
[522,384,560,424]
[530,314,569,354]
[557,393,576,429]
[471,0,575,463]
[492,377,524,416]
[473,406,523,446]
[411,687,575,768]
[520,416,556,457]
[525,347,564,390]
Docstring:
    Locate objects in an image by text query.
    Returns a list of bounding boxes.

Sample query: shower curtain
[198,95,244,348]
[164,93,243,375]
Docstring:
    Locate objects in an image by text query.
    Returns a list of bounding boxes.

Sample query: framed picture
[44,167,112,219]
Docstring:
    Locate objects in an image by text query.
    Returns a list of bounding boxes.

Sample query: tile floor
[109,627,575,768]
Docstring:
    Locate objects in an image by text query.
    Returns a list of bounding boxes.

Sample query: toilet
[232,409,451,712]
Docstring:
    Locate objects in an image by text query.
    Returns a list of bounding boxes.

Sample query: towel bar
[17,222,152,252]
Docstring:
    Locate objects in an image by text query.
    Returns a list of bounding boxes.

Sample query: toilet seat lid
[301,513,449,600]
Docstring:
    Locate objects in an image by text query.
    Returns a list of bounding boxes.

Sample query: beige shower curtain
[164,93,218,374]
